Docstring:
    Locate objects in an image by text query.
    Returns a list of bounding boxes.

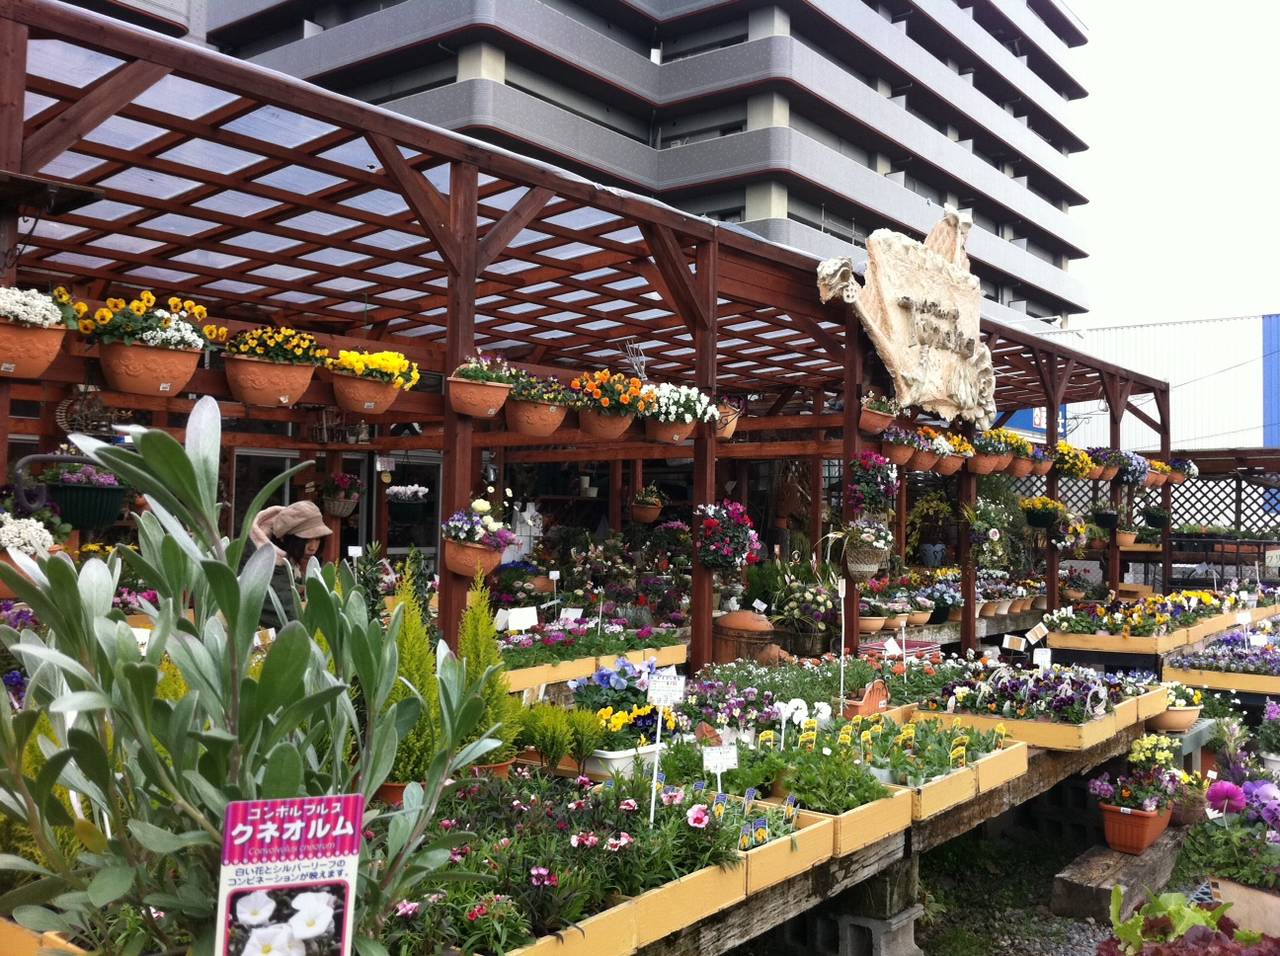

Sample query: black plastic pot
[388,500,427,524]
[50,483,126,530]
[1092,509,1119,530]
[1142,509,1170,529]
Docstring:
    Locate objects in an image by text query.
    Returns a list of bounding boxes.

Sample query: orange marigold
[600,397,610,407]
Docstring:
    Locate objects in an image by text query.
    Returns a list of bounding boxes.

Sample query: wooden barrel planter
[713,611,775,664]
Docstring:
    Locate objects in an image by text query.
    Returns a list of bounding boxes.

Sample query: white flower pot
[584,742,664,778]
[869,765,893,784]
[1263,752,1280,775]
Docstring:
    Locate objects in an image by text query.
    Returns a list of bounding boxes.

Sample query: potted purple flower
[41,461,127,531]
[441,498,517,579]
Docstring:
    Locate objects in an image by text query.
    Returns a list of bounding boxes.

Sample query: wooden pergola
[0,0,1172,666]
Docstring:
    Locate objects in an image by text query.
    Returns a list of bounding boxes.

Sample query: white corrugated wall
[1042,316,1265,451]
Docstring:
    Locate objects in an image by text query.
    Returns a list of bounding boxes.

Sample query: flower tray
[630,861,746,948]
[1136,688,1170,720]
[617,643,687,669]
[509,897,637,956]
[1046,630,1183,655]
[742,811,833,895]
[1161,666,1280,696]
[0,918,85,956]
[773,788,913,860]
[504,656,598,693]
[583,742,663,779]
[972,742,1029,793]
[913,710,1117,751]
[888,766,977,820]
[1111,696,1138,728]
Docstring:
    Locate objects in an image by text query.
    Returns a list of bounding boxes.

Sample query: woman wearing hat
[247,501,333,629]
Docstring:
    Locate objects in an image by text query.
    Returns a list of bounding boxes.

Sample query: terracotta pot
[225,355,316,407]
[995,599,1013,615]
[1087,464,1105,480]
[980,601,999,618]
[579,408,633,439]
[1150,472,1167,488]
[993,452,1014,470]
[448,376,510,418]
[1143,471,1158,488]
[376,781,408,806]
[1099,465,1119,481]
[1116,531,1138,547]
[505,399,567,436]
[1099,803,1171,855]
[332,371,399,415]
[906,449,940,471]
[442,539,503,579]
[0,323,65,379]
[1168,472,1186,485]
[99,342,200,396]
[967,453,1001,475]
[948,607,963,622]
[529,575,554,594]
[859,407,896,434]
[842,679,889,717]
[1147,705,1201,733]
[715,403,741,439]
[1006,456,1034,478]
[632,502,662,523]
[469,756,516,779]
[935,454,964,476]
[644,418,696,444]
[907,611,932,627]
[882,443,915,466]
[1033,459,1054,476]
[1064,588,1085,601]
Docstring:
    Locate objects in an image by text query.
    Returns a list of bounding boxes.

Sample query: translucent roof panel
[126,265,199,283]
[98,168,200,200]
[39,151,103,179]
[142,213,218,236]
[132,74,239,121]
[27,40,122,87]
[23,91,57,120]
[83,115,167,151]
[159,139,265,175]
[221,106,339,148]
[253,165,346,196]
[193,190,281,217]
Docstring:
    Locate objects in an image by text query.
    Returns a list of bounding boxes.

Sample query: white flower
[0,287,64,328]
[0,514,53,558]
[243,924,304,956]
[235,890,276,927]
[290,891,336,913]
[471,498,491,515]
[287,905,334,940]
[137,317,204,350]
[987,528,1000,541]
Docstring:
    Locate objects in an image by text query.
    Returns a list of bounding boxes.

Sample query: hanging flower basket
[1099,804,1171,855]
[1023,509,1056,529]
[1006,456,1034,478]
[1033,459,1054,476]
[966,453,1002,475]
[632,502,662,523]
[1167,472,1186,485]
[387,500,427,524]
[1092,510,1119,529]
[844,543,889,583]
[644,418,696,444]
[448,376,511,418]
[881,443,914,466]
[323,496,358,518]
[1116,530,1138,546]
[225,356,316,407]
[100,343,201,396]
[50,484,127,531]
[715,403,741,439]
[1145,471,1167,488]
[1099,465,1119,481]
[505,399,567,437]
[443,539,504,579]
[0,324,65,379]
[906,449,939,471]
[859,407,895,434]
[935,455,964,476]
[1087,464,1105,480]
[331,371,399,415]
[579,409,633,439]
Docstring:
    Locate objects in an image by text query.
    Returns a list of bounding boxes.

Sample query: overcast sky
[1070,1,1280,327]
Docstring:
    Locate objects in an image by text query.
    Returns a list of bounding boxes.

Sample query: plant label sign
[882,637,902,657]
[1002,634,1027,652]
[1250,633,1269,647]
[647,674,686,708]
[1032,648,1052,671]
[702,744,738,774]
[214,793,364,956]
[752,599,768,613]
[559,607,584,622]
[506,606,539,633]
[1025,622,1048,645]
[1237,611,1253,626]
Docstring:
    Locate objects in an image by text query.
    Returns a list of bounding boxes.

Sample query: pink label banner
[222,794,365,865]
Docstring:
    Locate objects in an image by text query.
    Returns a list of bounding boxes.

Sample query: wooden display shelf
[1047,631,1182,655]
[504,644,688,692]
[511,898,637,956]
[1136,688,1170,720]
[913,709,1117,751]
[778,788,913,858]
[972,742,1029,792]
[742,811,833,894]
[889,767,977,820]
[1161,667,1280,696]
[631,862,747,948]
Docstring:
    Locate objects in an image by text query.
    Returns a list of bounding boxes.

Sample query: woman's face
[303,538,321,559]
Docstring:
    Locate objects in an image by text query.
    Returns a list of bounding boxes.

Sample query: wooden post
[1045,398,1061,611]
[0,19,26,289]
[808,388,824,556]
[322,450,342,563]
[609,459,623,531]
[894,476,908,559]
[1156,388,1172,591]
[437,161,479,648]
[0,381,10,480]
[1107,390,1124,592]
[734,460,749,505]
[690,239,719,671]
[839,305,862,652]
[630,459,643,502]
[957,426,978,653]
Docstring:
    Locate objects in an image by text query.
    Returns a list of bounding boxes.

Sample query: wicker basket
[844,543,889,583]
[323,496,358,518]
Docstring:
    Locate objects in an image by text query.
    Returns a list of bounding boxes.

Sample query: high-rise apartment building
[204,0,1089,326]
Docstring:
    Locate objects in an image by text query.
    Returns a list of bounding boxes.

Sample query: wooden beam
[639,223,706,330]
[22,60,171,173]
[992,409,1015,428]
[366,132,460,272]
[690,239,719,671]
[0,17,26,287]
[475,186,553,273]
[1125,400,1161,434]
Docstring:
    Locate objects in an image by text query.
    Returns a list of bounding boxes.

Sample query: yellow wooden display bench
[505,644,688,693]
[767,787,912,858]
[889,766,977,820]
[1162,667,1280,696]
[972,741,1029,792]
[913,709,1117,751]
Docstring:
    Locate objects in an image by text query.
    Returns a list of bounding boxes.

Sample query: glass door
[233,450,297,534]
[384,453,442,573]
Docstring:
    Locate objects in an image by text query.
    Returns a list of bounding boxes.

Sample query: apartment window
[660,122,745,149]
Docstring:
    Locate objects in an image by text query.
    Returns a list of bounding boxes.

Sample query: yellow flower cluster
[945,433,975,456]
[73,289,209,339]
[225,325,327,364]
[1020,495,1067,518]
[1148,459,1173,474]
[1054,441,1095,479]
[1128,733,1177,770]
[569,369,651,414]
[984,427,1032,457]
[329,349,420,390]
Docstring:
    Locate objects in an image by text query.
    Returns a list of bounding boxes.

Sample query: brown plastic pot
[644,418,696,444]
[857,616,886,634]
[443,539,503,579]
[100,343,200,396]
[332,371,399,415]
[0,324,65,379]
[882,443,915,466]
[632,502,662,523]
[859,407,896,434]
[225,355,316,407]
[448,376,510,418]
[1146,704,1201,733]
[505,399,567,436]
[1006,456,1034,477]
[579,408,633,439]
[1099,804,1170,855]
[935,455,964,476]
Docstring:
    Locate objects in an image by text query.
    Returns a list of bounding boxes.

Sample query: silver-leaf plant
[0,396,499,955]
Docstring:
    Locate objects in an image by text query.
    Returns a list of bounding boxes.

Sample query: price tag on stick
[647,675,686,826]
[1025,622,1048,645]
[703,744,738,794]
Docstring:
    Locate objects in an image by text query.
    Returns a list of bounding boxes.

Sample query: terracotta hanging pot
[1006,456,1034,478]
[645,418,696,444]
[1167,472,1186,485]
[715,403,741,439]
[1099,804,1171,855]
[99,343,201,396]
[993,452,1014,470]
[632,502,662,523]
[1087,464,1105,480]
[966,453,1001,475]
[0,324,65,379]
[332,371,399,415]
[225,356,316,407]
[505,399,567,437]
[881,443,915,466]
[579,409,633,439]
[1033,459,1054,476]
[1099,465,1120,481]
[443,539,503,579]
[935,455,964,476]
[448,376,511,418]
[859,408,895,434]
[1116,531,1138,546]
[906,449,939,471]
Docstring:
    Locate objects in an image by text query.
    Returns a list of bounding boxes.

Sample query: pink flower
[395,900,420,918]
[606,832,634,852]
[569,831,599,848]
[439,818,456,830]
[661,787,685,806]
[530,866,550,886]
[619,798,638,811]
[576,775,592,787]
[686,804,710,829]
[1207,780,1246,814]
